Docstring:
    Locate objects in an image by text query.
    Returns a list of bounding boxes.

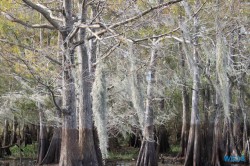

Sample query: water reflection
[106,161,182,166]
[0,159,181,166]
[0,159,36,166]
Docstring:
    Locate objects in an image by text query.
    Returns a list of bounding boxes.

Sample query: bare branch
[92,42,120,67]
[134,27,180,43]
[22,0,61,30]
[0,39,62,66]
[17,56,64,114]
[133,1,206,43]
[87,0,183,40]
[1,11,55,30]
[109,0,183,29]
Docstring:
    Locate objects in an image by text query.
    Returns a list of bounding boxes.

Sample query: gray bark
[179,42,189,157]
[136,40,158,166]
[37,104,49,164]
[183,1,201,165]
[76,1,102,165]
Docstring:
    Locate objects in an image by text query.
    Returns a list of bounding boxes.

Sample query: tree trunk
[184,62,200,166]
[41,109,62,165]
[178,42,189,157]
[59,37,79,166]
[37,106,49,164]
[211,99,223,166]
[201,85,214,165]
[76,3,102,166]
[233,108,243,152]
[2,119,11,156]
[136,40,157,166]
[156,125,170,154]
[11,117,18,145]
[41,127,61,164]
[239,78,249,163]
[184,1,201,164]
[29,124,38,142]
[77,33,101,166]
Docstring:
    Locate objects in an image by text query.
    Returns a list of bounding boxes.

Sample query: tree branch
[22,0,61,30]
[87,0,183,40]
[1,11,55,30]
[0,39,62,66]
[92,42,120,67]
[133,1,206,43]
[17,56,64,114]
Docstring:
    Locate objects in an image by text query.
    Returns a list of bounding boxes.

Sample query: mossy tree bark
[59,38,79,166]
[76,1,102,165]
[183,1,201,165]
[136,40,158,166]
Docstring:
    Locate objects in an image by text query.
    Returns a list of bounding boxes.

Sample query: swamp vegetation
[0,0,249,166]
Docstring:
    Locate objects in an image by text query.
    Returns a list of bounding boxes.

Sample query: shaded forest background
[0,0,249,166]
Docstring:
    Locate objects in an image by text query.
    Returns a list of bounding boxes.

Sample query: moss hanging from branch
[129,42,145,130]
[92,60,108,159]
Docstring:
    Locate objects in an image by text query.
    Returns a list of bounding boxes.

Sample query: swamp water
[0,159,182,166]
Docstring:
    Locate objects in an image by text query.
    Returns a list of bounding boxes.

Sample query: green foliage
[14,98,39,124]
[170,144,181,154]
[15,98,36,111]
[108,147,138,160]
[10,143,37,158]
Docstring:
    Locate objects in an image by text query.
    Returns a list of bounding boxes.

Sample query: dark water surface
[0,159,182,166]
[106,161,182,166]
[0,159,36,166]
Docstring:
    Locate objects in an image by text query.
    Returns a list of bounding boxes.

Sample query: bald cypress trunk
[136,40,157,166]
[184,1,201,165]
[41,109,62,164]
[2,119,11,156]
[179,43,189,157]
[76,1,102,165]
[77,34,100,165]
[37,107,49,164]
[11,117,18,145]
[59,42,79,166]
[41,127,61,164]
[211,94,223,166]
[184,55,200,166]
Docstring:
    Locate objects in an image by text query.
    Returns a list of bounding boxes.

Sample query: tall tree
[136,39,158,166]
[181,0,201,165]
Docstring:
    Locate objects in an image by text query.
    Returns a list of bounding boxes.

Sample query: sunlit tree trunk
[215,0,239,158]
[76,1,102,165]
[136,40,157,166]
[59,41,78,166]
[183,1,202,165]
[178,42,189,157]
[59,1,78,163]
